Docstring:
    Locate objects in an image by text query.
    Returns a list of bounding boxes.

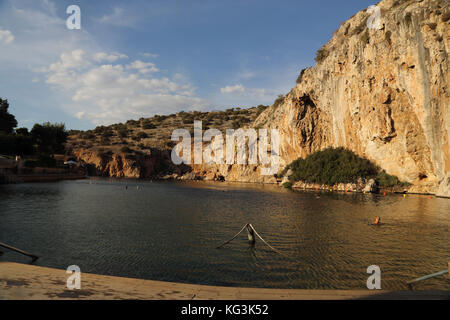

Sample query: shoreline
[1,262,448,300]
[0,173,87,184]
[88,176,450,199]
[1,174,448,198]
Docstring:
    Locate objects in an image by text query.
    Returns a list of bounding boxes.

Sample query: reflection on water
[0,179,449,290]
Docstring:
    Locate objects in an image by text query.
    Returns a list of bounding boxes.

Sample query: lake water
[0,179,449,290]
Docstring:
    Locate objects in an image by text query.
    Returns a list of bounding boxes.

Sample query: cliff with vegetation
[255,0,449,196]
[68,0,449,196]
[67,107,271,181]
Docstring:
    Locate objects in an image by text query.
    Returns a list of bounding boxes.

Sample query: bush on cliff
[315,47,329,63]
[283,147,406,187]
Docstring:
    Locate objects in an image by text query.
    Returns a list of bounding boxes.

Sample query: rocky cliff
[255,0,449,196]
[71,0,449,197]
[74,148,175,179]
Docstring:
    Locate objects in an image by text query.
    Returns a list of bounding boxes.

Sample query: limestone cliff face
[255,0,449,196]
[74,149,173,179]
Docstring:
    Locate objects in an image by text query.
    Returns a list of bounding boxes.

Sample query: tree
[0,98,18,134]
[31,122,68,154]
[15,127,29,136]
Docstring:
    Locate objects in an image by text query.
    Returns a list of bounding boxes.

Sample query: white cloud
[126,60,159,74]
[75,111,85,119]
[93,52,128,63]
[0,1,98,68]
[41,50,210,125]
[0,29,14,44]
[44,50,91,89]
[238,70,256,80]
[221,84,245,94]
[0,1,212,127]
[49,50,88,71]
[220,84,271,98]
[139,52,159,59]
[100,7,123,23]
[99,7,137,28]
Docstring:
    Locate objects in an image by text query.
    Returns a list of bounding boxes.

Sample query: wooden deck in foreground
[0,262,448,300]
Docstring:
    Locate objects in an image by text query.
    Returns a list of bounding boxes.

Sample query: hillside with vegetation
[67,106,267,158]
[64,105,270,179]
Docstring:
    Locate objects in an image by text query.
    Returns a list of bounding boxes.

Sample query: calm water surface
[0,179,448,290]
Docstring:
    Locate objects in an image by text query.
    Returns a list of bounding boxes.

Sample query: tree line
[0,97,68,165]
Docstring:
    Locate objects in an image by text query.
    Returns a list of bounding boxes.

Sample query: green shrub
[38,155,57,167]
[141,120,156,129]
[120,146,133,153]
[136,131,148,140]
[282,182,292,189]
[24,155,56,168]
[283,147,406,187]
[154,115,168,122]
[315,47,329,63]
[360,30,370,45]
[352,16,369,35]
[376,171,410,187]
[296,68,307,84]
[81,131,96,140]
[231,119,242,129]
[101,129,113,138]
[385,31,392,45]
[273,94,285,108]
[94,126,107,134]
[405,12,412,25]
[24,159,39,168]
[100,136,111,145]
[114,124,128,137]
[126,119,139,127]
[427,23,437,30]
[256,105,269,117]
[181,112,195,124]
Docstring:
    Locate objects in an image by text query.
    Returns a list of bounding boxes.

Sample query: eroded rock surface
[255,0,449,194]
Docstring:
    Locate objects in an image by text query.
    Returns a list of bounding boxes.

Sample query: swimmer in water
[373,216,381,225]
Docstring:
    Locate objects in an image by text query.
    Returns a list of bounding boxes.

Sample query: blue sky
[0,0,375,130]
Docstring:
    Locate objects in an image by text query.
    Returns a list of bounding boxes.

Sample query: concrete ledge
[0,262,448,300]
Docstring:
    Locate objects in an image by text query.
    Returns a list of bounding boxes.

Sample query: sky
[0,0,376,130]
